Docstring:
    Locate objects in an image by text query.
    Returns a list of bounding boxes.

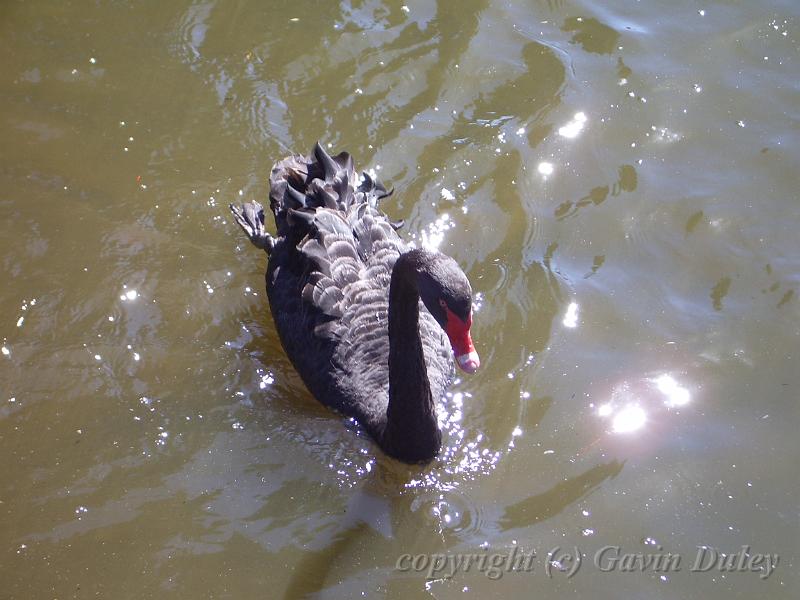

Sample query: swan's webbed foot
[229,201,275,254]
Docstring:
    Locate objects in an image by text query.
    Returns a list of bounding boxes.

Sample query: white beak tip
[456,351,480,373]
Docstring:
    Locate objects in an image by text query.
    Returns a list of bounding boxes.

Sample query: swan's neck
[383,251,441,462]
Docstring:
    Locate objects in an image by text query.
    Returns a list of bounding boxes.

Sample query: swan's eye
[438,298,448,309]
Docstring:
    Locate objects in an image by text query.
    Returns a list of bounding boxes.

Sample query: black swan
[230,143,479,463]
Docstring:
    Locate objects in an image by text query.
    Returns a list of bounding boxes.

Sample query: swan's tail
[229,201,275,254]
[268,142,398,239]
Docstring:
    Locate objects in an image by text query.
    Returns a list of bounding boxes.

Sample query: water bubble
[643,537,659,546]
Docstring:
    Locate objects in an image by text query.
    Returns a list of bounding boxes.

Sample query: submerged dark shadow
[499,460,624,530]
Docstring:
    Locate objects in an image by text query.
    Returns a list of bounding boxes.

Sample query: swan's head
[417,252,480,374]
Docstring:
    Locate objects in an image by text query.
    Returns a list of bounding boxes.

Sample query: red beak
[443,307,480,374]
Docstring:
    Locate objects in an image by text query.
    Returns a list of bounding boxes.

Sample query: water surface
[1,0,798,598]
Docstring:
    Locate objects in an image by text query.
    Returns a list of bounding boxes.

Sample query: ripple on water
[409,487,488,537]
[172,1,214,67]
[233,372,505,492]
[240,79,291,149]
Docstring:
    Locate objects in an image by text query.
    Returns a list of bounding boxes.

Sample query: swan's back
[262,144,452,434]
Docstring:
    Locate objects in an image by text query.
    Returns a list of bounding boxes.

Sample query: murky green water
[2,0,798,598]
